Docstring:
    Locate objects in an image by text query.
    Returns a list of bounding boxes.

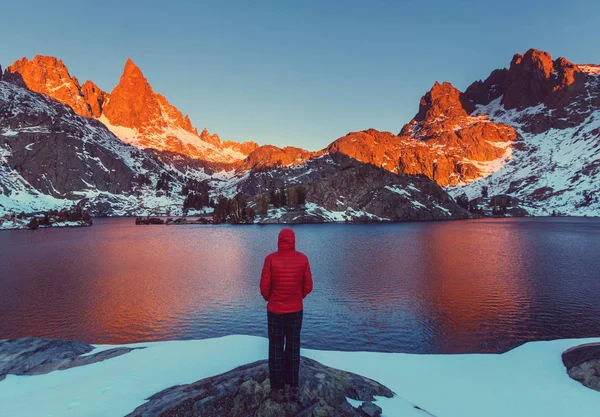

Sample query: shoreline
[1,335,599,417]
[2,213,598,232]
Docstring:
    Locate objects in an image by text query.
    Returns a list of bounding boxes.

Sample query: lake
[1,217,599,354]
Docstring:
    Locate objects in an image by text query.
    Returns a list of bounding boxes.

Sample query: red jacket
[260,228,313,313]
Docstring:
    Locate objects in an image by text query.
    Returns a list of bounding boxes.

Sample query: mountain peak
[5,55,94,117]
[81,80,107,118]
[465,48,582,109]
[123,58,144,78]
[414,81,472,122]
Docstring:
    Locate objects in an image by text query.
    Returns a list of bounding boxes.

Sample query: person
[260,228,313,403]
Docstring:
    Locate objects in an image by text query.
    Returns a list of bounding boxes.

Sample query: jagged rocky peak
[465,48,583,109]
[414,81,473,122]
[81,80,106,117]
[5,55,96,117]
[4,55,256,163]
[241,144,319,171]
[102,57,167,130]
[501,48,579,109]
[200,127,221,146]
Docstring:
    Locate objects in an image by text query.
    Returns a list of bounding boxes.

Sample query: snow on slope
[0,336,599,417]
[579,64,600,75]
[0,80,211,217]
[449,73,600,216]
[97,113,246,164]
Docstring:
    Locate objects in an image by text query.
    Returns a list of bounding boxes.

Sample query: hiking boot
[270,388,286,403]
[289,385,300,402]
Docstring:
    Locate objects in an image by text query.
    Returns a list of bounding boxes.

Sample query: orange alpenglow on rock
[81,80,106,118]
[327,81,517,187]
[6,56,94,117]
[5,56,259,163]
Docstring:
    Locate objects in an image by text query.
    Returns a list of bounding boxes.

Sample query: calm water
[1,218,599,354]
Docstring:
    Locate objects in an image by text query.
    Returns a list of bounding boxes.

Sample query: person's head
[278,228,295,251]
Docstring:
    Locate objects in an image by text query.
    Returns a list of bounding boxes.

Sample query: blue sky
[1,0,599,150]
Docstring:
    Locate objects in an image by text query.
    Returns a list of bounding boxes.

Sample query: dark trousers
[267,310,303,390]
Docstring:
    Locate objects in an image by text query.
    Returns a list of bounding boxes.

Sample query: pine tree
[27,218,39,230]
[296,186,307,206]
[287,187,298,209]
[270,188,281,208]
[279,186,287,207]
[257,194,269,215]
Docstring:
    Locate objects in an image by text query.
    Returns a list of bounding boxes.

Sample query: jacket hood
[278,228,296,251]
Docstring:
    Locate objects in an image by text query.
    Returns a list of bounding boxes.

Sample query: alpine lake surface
[1,217,599,354]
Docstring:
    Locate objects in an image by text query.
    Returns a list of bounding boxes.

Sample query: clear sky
[1,0,599,150]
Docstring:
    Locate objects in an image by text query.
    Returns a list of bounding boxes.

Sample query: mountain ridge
[1,48,599,219]
[4,56,259,164]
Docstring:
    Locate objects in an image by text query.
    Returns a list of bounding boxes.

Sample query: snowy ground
[0,336,598,417]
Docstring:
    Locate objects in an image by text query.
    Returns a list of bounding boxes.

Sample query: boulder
[562,343,600,392]
[0,337,139,381]
[125,356,396,417]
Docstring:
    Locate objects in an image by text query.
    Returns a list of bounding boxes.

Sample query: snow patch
[0,336,599,417]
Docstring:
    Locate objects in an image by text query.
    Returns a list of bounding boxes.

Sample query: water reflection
[0,218,599,353]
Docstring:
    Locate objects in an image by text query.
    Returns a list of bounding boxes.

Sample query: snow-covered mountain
[4,56,258,163]
[448,51,600,216]
[0,74,470,221]
[325,49,600,216]
[0,78,205,216]
[1,48,598,220]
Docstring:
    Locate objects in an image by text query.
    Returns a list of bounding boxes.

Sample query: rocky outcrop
[102,58,191,134]
[126,357,398,417]
[412,81,474,123]
[0,337,138,382]
[241,145,320,172]
[81,80,107,117]
[465,49,582,110]
[237,154,472,222]
[327,129,403,172]
[562,343,600,392]
[5,56,95,117]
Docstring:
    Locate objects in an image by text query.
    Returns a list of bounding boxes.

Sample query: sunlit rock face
[3,48,599,217]
[450,49,600,216]
[241,145,321,172]
[5,56,257,163]
[5,56,94,117]
[327,81,517,187]
[81,80,106,118]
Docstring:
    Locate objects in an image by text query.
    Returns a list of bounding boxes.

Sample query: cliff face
[5,56,94,117]
[233,154,472,222]
[326,49,600,215]
[5,56,258,163]
[2,48,599,218]
[0,79,196,216]
[450,50,600,216]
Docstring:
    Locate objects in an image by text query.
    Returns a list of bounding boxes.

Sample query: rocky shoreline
[1,336,599,417]
[0,337,404,417]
